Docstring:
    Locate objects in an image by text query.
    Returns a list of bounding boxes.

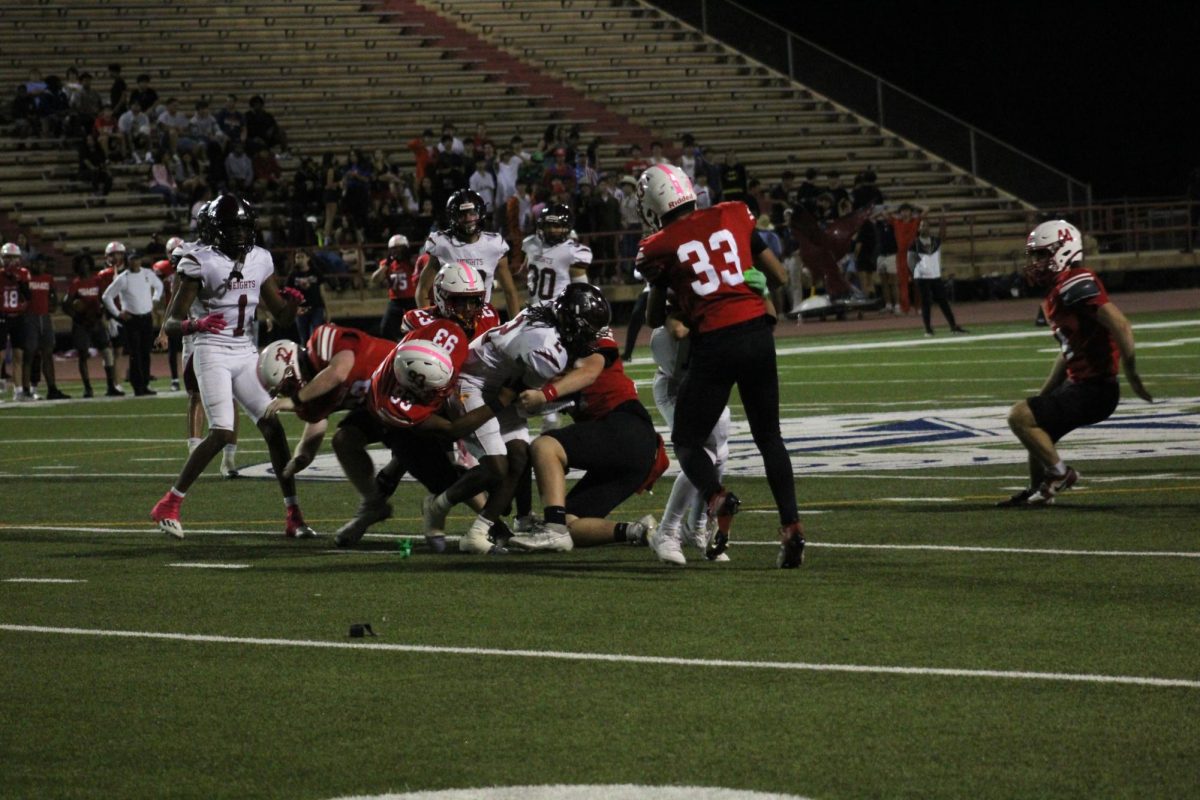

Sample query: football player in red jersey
[63,253,122,397]
[256,322,397,480]
[153,235,186,391]
[330,318,511,548]
[370,235,421,339]
[22,257,68,399]
[636,164,805,568]
[400,259,500,340]
[508,326,666,553]
[0,243,32,401]
[1000,220,1153,507]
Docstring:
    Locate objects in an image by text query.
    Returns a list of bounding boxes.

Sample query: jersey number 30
[677,229,744,296]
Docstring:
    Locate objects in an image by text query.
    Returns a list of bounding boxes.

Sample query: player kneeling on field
[999,220,1153,507]
[331,319,512,549]
[505,311,668,553]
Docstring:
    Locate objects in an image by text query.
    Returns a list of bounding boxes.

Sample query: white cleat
[625,514,656,546]
[683,521,730,561]
[649,527,687,566]
[158,518,184,540]
[459,525,506,555]
[509,522,574,552]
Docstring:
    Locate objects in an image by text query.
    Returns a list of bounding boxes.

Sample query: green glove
[743,267,769,296]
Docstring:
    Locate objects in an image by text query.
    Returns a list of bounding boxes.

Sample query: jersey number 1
[233,294,249,337]
[677,229,745,297]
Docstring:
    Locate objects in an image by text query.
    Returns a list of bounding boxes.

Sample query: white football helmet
[393,339,456,402]
[257,340,304,397]
[387,234,409,250]
[104,240,127,267]
[636,164,697,230]
[433,260,485,328]
[1,242,22,268]
[165,236,185,253]
[1025,220,1083,285]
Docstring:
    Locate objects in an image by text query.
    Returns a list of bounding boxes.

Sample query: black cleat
[704,490,741,561]
[777,522,806,569]
[996,488,1036,507]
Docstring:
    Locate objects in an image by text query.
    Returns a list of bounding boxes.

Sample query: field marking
[3,578,86,584]
[0,413,185,420]
[2,623,1197,689]
[167,562,251,570]
[4,524,1200,560]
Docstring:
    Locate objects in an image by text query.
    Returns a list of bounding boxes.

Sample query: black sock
[545,505,566,525]
[104,365,117,389]
[612,522,629,543]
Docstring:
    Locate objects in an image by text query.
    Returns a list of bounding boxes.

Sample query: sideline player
[414,189,522,319]
[154,235,186,390]
[63,253,122,397]
[257,322,397,479]
[370,234,420,339]
[636,164,804,568]
[508,325,664,553]
[0,243,31,401]
[149,194,310,539]
[999,220,1153,506]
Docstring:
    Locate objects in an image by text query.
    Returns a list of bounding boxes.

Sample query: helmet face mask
[0,242,21,271]
[257,341,305,398]
[537,204,572,246]
[553,283,611,356]
[434,261,485,329]
[1024,220,1083,286]
[446,190,485,241]
[202,195,257,261]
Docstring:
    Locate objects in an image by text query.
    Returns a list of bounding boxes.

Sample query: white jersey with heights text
[178,244,273,349]
[521,235,592,304]
[463,309,569,391]
[422,230,509,303]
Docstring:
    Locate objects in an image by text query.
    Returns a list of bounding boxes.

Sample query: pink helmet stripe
[655,164,685,195]
[403,342,454,371]
[457,260,478,290]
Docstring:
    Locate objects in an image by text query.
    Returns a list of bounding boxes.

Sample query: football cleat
[704,489,740,561]
[424,534,447,554]
[512,514,541,534]
[333,499,390,546]
[421,494,448,536]
[459,524,507,555]
[106,386,125,397]
[625,514,656,546]
[285,506,318,539]
[509,521,574,552]
[151,492,184,540]
[649,526,686,566]
[1028,467,1079,505]
[996,488,1037,508]
[777,521,806,569]
[170,379,180,392]
[47,387,69,400]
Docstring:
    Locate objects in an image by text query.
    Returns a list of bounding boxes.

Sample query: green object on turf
[399,537,412,557]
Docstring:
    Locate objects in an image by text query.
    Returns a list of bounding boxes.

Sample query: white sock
[432,492,452,515]
[222,443,237,462]
[1050,460,1066,477]
[170,487,186,499]
[187,437,201,453]
[284,496,298,509]
[468,514,491,534]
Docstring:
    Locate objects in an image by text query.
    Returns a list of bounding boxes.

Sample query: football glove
[182,313,228,335]
[743,267,769,297]
[280,287,305,305]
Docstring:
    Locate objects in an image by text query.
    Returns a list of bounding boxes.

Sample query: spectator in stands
[78,132,113,196]
[910,213,966,336]
[252,146,283,200]
[118,101,151,163]
[174,149,207,198]
[852,168,884,210]
[188,100,225,151]
[340,150,373,241]
[406,128,437,186]
[36,75,70,137]
[694,172,714,209]
[224,141,253,193]
[623,143,649,176]
[504,180,534,250]
[769,171,797,226]
[828,171,851,210]
[744,178,766,217]
[143,232,166,259]
[156,97,190,155]
[648,140,671,166]
[439,122,465,156]
[286,250,327,342]
[755,214,783,260]
[432,136,466,212]
[591,175,622,282]
[147,152,182,208]
[24,69,46,97]
[719,150,748,204]
[70,72,103,137]
[542,148,575,196]
[11,84,38,139]
[469,156,497,214]
[63,68,83,105]
[495,143,526,229]
[216,94,245,144]
[92,104,120,159]
[107,64,127,112]
[128,74,158,117]
[319,152,341,245]
[574,151,600,195]
[244,95,287,155]
[617,175,642,279]
[189,185,212,233]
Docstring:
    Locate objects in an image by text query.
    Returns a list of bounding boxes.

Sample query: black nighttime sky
[733,0,1195,201]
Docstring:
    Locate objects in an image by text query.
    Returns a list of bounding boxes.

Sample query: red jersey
[401,302,501,341]
[636,202,766,333]
[95,266,116,290]
[1043,267,1120,382]
[26,273,53,315]
[295,324,396,423]
[153,259,175,309]
[0,267,31,316]
[570,335,641,422]
[66,274,105,321]
[380,256,419,301]
[368,319,469,428]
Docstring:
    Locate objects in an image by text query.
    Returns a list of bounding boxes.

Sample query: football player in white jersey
[647,319,732,565]
[149,195,309,540]
[421,284,612,554]
[522,204,592,304]
[414,189,522,320]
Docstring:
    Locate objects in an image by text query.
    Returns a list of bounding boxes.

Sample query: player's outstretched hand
[1126,367,1154,403]
[280,287,305,306]
[264,396,295,418]
[184,312,227,335]
[518,388,546,414]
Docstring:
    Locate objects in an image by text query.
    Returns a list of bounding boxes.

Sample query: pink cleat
[285,506,317,539]
[151,492,184,540]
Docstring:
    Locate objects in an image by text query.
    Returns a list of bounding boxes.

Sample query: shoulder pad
[1059,277,1102,307]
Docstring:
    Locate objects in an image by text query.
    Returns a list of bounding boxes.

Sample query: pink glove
[182,313,227,335]
[280,287,305,305]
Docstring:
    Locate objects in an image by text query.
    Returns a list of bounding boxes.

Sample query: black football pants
[671,316,798,526]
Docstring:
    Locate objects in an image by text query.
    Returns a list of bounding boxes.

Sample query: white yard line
[167,562,251,570]
[1,623,1196,689]
[3,578,86,584]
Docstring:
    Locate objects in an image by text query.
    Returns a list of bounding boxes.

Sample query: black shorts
[71,319,110,354]
[338,406,460,493]
[1,315,26,350]
[1027,378,1120,442]
[543,402,658,519]
[183,354,199,394]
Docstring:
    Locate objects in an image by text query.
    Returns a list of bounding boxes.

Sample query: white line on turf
[167,563,251,569]
[4,525,1199,559]
[1,623,1196,689]
[3,578,86,584]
